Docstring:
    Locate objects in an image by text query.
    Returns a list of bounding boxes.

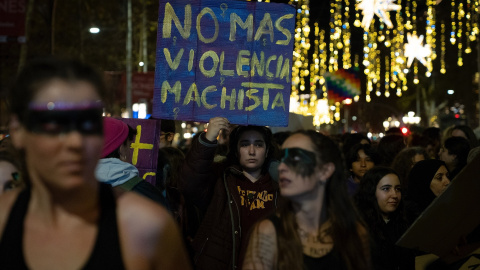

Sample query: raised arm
[242,219,278,270]
[178,117,230,208]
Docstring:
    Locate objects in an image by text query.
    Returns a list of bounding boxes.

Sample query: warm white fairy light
[356,0,401,30]
[404,33,432,67]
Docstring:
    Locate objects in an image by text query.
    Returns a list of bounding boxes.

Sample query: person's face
[430,165,450,196]
[351,149,375,182]
[237,130,267,176]
[278,134,325,200]
[0,161,19,194]
[412,154,425,166]
[375,174,401,218]
[159,132,174,149]
[438,146,456,168]
[11,79,103,190]
[119,136,135,162]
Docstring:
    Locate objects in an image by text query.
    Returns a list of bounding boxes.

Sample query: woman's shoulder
[116,191,172,230]
[256,218,277,234]
[116,191,192,269]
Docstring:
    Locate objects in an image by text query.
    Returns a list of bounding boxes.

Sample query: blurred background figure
[450,125,479,148]
[404,159,450,224]
[345,143,379,195]
[96,117,167,206]
[355,167,415,270]
[159,119,176,149]
[391,147,428,190]
[438,136,471,180]
[377,134,406,167]
[156,146,201,261]
[420,127,442,159]
[0,57,190,269]
[0,152,21,194]
[468,146,480,164]
[341,132,371,159]
[0,137,23,193]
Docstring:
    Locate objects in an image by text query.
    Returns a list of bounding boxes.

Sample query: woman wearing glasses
[243,130,370,270]
[0,57,190,270]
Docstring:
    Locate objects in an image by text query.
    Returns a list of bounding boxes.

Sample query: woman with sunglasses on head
[0,57,191,270]
[243,130,370,270]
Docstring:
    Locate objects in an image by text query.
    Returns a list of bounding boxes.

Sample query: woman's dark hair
[156,146,185,191]
[272,131,291,147]
[225,125,279,174]
[444,136,471,178]
[7,57,105,187]
[8,57,106,123]
[276,130,369,270]
[377,134,406,166]
[391,147,428,189]
[342,133,371,157]
[452,125,479,148]
[355,167,408,241]
[345,143,379,170]
[405,159,447,221]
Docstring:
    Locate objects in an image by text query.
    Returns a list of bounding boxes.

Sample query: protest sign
[120,72,155,103]
[153,0,295,126]
[0,0,26,42]
[397,153,480,262]
[121,118,161,185]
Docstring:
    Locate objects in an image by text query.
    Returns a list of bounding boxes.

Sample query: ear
[318,162,335,184]
[8,115,26,149]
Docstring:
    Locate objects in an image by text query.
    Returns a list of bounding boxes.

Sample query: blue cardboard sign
[153,0,295,126]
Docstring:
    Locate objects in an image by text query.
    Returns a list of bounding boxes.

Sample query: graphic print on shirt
[237,186,274,210]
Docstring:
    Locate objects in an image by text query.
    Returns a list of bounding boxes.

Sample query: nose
[248,144,255,155]
[390,189,400,199]
[277,162,288,174]
[360,158,366,167]
[64,130,83,150]
[443,176,450,186]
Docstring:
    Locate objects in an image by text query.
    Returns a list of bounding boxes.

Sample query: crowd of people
[1,57,480,269]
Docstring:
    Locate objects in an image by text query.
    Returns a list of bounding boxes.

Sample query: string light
[268,0,478,126]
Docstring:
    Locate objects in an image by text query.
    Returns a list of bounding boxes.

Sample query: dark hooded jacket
[178,132,279,270]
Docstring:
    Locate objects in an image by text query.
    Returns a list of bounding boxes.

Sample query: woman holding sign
[179,117,280,270]
[0,57,191,270]
[242,130,370,270]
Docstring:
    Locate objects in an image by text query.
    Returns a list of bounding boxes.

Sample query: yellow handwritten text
[161,81,286,112]
[130,125,154,166]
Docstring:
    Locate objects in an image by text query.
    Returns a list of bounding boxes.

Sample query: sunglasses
[281,147,317,177]
[25,101,103,135]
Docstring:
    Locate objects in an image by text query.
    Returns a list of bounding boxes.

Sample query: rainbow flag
[324,68,361,103]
